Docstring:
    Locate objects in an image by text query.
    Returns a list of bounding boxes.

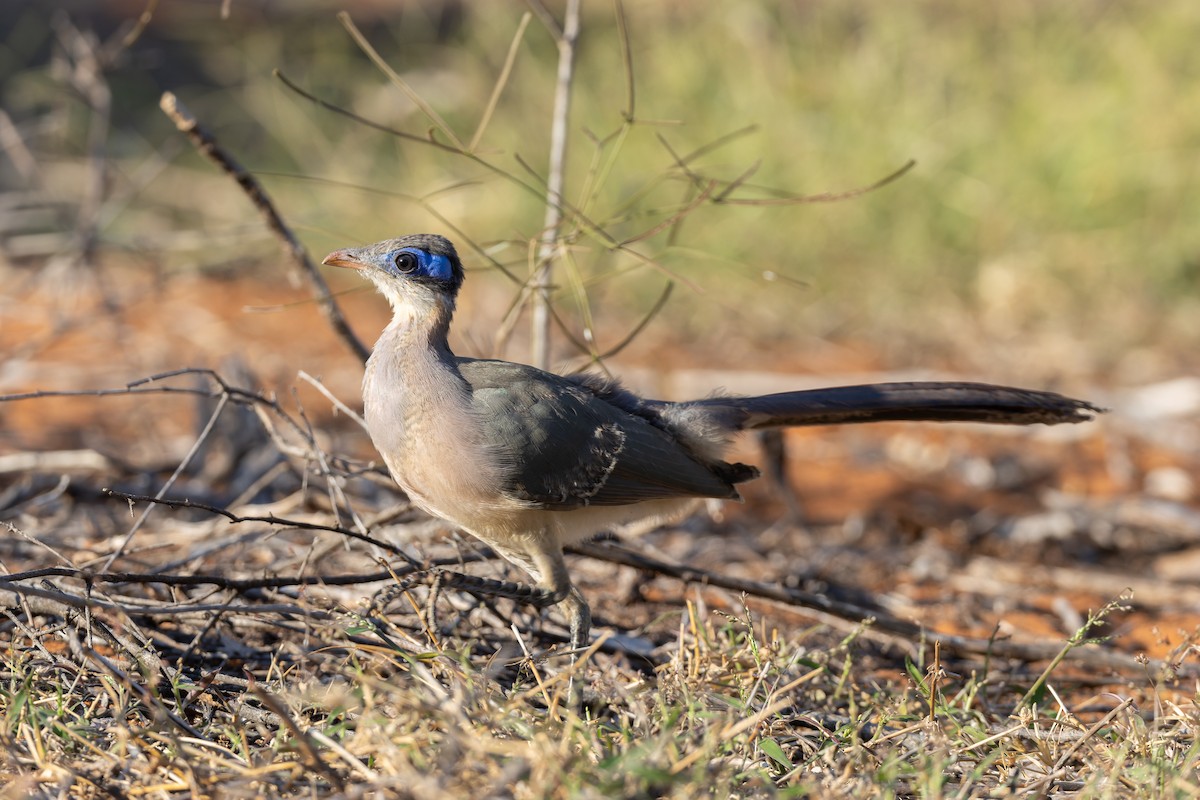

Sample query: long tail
[697,382,1102,429]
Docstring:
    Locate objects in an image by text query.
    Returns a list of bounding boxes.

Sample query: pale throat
[374,282,457,353]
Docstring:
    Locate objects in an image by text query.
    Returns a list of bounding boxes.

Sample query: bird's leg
[370,568,565,637]
[757,429,805,522]
[527,547,590,708]
[562,585,591,651]
[435,570,567,607]
[529,547,590,650]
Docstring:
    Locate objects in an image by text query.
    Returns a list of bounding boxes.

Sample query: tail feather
[702,382,1102,430]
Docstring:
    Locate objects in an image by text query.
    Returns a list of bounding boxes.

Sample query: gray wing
[458,359,741,509]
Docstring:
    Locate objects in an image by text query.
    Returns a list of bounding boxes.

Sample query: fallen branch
[570,540,1175,674]
[101,489,419,563]
[159,92,369,363]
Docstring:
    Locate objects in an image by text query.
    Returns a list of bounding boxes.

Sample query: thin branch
[525,0,562,39]
[0,553,498,593]
[594,280,674,361]
[159,92,370,363]
[618,180,717,246]
[569,541,1173,674]
[665,124,760,168]
[0,581,337,620]
[712,159,762,202]
[297,370,367,430]
[614,0,635,121]
[119,0,159,49]
[100,489,419,563]
[275,71,463,156]
[715,158,917,206]
[470,12,532,153]
[100,393,229,571]
[338,12,466,151]
[532,0,581,370]
[275,72,693,291]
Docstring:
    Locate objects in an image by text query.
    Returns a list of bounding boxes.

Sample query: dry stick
[0,560,491,593]
[614,0,635,121]
[717,159,917,206]
[1,368,369,484]
[100,489,418,562]
[87,649,206,739]
[656,126,916,208]
[297,370,367,431]
[530,0,581,370]
[119,0,159,49]
[274,71,696,292]
[249,679,345,791]
[569,0,634,230]
[0,108,39,181]
[158,92,370,364]
[470,13,533,153]
[100,394,229,571]
[0,581,338,621]
[569,541,1168,673]
[338,12,464,151]
[560,281,674,375]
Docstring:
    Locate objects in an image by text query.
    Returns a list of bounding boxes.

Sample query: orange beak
[321,249,365,270]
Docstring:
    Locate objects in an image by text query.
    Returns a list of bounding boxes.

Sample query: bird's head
[322,234,465,313]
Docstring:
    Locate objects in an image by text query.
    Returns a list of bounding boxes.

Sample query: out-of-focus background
[4,0,1197,511]
[4,1,1199,379]
[2,2,1200,795]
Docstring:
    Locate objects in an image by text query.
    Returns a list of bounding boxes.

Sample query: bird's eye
[393,252,419,273]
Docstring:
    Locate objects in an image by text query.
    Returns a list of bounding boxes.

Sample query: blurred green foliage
[3,1,1198,367]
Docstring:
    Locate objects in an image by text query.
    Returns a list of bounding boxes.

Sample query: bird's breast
[362,347,515,527]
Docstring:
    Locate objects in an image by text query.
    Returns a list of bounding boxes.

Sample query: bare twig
[471,13,533,153]
[100,489,419,563]
[531,0,581,369]
[0,581,339,621]
[100,394,229,570]
[275,71,694,291]
[714,159,917,206]
[249,678,346,790]
[159,92,370,363]
[585,281,674,365]
[119,0,159,49]
[0,557,498,593]
[618,180,717,246]
[570,541,1168,673]
[338,12,466,151]
[614,0,635,121]
[0,109,39,182]
[297,370,367,430]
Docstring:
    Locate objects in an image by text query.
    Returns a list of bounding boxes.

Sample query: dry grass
[2,543,1198,798]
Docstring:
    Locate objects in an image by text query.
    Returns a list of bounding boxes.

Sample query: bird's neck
[377,293,457,360]
[363,292,474,483]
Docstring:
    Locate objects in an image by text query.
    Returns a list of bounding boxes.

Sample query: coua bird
[323,234,1100,650]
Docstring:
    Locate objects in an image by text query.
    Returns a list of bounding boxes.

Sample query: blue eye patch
[386,247,455,282]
